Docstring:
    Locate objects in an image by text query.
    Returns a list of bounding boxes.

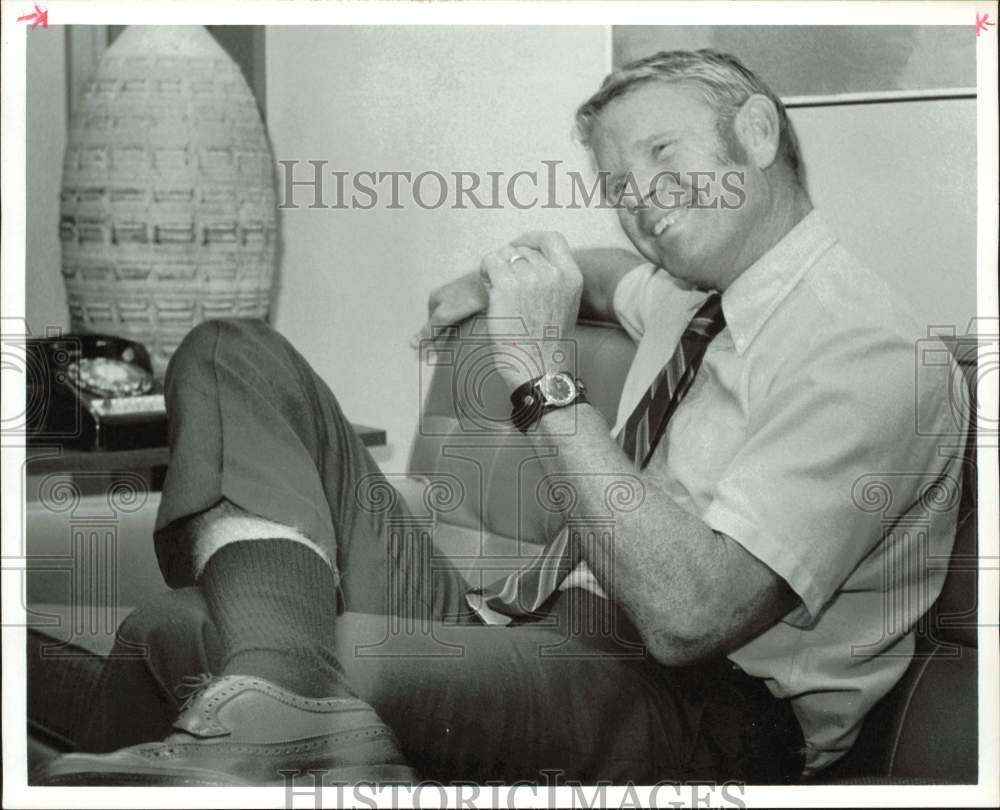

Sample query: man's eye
[654,143,675,158]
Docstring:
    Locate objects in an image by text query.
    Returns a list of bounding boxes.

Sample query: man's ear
[734,94,781,170]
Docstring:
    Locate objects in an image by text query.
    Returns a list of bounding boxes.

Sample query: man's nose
[627,173,685,229]
[621,174,655,217]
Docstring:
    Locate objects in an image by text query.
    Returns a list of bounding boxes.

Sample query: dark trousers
[78,318,804,784]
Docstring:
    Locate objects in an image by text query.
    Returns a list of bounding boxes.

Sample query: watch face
[540,372,576,407]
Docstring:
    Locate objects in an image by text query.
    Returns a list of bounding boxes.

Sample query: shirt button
[735,337,746,350]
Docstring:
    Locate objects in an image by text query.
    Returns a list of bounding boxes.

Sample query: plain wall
[265,26,622,467]
[789,98,977,333]
[25,27,979,470]
[25,26,68,337]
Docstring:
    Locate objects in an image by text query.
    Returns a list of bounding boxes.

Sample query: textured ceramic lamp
[60,26,277,377]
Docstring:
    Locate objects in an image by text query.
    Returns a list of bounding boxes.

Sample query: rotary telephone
[26,333,168,450]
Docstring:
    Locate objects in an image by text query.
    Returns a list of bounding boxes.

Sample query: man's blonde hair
[576,49,804,184]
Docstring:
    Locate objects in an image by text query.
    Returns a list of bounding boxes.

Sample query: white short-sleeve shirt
[610,210,965,774]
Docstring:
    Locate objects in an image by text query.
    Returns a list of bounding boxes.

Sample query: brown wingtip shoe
[33,675,418,786]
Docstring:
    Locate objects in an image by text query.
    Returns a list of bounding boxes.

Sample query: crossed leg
[70,318,802,785]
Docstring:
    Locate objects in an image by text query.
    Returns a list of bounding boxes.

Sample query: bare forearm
[573,247,646,323]
[480,230,793,661]
[537,404,795,665]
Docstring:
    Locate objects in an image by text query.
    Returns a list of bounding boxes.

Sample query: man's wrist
[498,367,573,390]
[496,349,574,390]
[529,399,597,443]
[509,372,587,433]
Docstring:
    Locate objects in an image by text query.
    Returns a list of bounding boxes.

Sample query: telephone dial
[26,333,168,450]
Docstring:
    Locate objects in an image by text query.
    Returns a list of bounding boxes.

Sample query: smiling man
[589,71,810,291]
[469,51,963,775]
[38,50,963,787]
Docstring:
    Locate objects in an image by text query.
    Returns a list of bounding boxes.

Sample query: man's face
[590,81,763,290]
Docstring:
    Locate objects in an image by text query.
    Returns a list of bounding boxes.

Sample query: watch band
[510,374,587,433]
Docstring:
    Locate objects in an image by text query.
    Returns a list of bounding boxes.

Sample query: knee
[165,318,280,389]
[164,320,223,389]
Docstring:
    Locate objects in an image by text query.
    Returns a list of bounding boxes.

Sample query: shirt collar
[721,209,837,356]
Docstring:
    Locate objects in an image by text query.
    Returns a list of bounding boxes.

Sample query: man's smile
[652,205,688,237]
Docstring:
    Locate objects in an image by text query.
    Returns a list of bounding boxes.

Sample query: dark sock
[199,539,354,698]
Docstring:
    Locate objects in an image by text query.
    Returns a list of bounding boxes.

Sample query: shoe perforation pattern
[137,727,394,760]
[178,676,379,737]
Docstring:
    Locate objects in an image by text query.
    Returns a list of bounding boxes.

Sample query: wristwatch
[510,372,587,432]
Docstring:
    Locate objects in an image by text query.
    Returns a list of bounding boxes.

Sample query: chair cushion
[824,643,978,783]
[887,645,978,782]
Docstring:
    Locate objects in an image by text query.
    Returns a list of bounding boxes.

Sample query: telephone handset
[26,333,168,450]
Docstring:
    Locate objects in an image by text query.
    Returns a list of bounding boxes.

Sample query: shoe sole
[35,763,419,787]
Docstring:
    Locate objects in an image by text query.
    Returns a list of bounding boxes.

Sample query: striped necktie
[467,293,727,624]
[617,293,727,469]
